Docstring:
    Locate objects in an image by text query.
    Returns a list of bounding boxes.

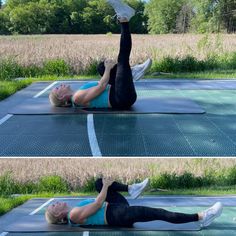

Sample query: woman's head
[45,201,69,224]
[49,84,74,107]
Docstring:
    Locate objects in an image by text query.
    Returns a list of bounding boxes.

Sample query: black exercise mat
[5,215,201,232]
[9,97,205,114]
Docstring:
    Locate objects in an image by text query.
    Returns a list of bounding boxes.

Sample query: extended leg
[109,22,137,108]
[107,205,199,227]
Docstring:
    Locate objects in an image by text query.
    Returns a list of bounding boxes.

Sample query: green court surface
[1,80,236,156]
[1,196,236,236]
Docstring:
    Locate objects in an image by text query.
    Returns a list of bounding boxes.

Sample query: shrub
[43,59,71,76]
[82,59,100,76]
[82,177,97,192]
[0,173,19,196]
[0,59,22,80]
[21,65,43,77]
[38,175,69,193]
[227,166,236,185]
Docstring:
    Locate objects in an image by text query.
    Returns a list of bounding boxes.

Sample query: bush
[0,59,22,80]
[0,173,19,196]
[227,166,236,185]
[82,59,100,76]
[43,59,71,76]
[21,65,43,77]
[82,177,97,192]
[38,175,69,193]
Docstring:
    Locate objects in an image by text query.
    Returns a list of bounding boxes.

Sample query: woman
[45,178,223,228]
[49,0,151,109]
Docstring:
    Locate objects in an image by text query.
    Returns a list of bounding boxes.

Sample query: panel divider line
[83,231,89,236]
[0,232,8,236]
[29,198,54,215]
[0,114,13,126]
[87,114,102,157]
[33,81,58,98]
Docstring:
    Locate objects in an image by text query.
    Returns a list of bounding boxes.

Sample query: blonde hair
[45,208,60,224]
[49,91,65,107]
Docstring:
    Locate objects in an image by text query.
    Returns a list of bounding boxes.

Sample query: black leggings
[109,22,137,109]
[95,179,199,227]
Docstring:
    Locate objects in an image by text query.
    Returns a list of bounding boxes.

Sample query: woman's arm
[69,178,113,224]
[73,60,116,105]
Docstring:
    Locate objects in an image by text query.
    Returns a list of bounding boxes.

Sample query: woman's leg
[106,205,199,227]
[109,22,137,109]
[95,178,129,205]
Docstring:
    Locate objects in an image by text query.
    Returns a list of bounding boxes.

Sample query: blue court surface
[1,79,236,157]
[1,196,236,236]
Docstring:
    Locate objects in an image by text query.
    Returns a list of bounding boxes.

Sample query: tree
[9,2,53,34]
[0,11,11,34]
[190,0,222,33]
[145,0,184,34]
[126,0,148,33]
[175,1,194,33]
[218,0,236,33]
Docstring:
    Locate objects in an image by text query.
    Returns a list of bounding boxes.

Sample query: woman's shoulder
[76,199,95,206]
[79,81,99,90]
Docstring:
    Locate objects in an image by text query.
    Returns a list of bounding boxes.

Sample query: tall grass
[0,34,236,80]
[1,159,236,196]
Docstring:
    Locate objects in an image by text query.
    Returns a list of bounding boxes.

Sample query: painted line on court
[87,114,102,157]
[0,114,13,126]
[33,81,58,98]
[0,232,8,236]
[29,198,54,215]
[83,231,89,236]
[54,197,95,200]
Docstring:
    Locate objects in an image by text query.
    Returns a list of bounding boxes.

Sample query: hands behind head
[102,177,114,187]
[104,59,116,70]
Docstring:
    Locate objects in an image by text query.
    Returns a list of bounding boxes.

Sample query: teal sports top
[68,199,106,226]
[71,82,110,108]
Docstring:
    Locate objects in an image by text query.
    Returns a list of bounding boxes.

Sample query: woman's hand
[102,177,114,188]
[104,59,116,70]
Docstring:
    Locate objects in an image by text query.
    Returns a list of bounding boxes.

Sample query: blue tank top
[68,199,106,226]
[72,82,110,108]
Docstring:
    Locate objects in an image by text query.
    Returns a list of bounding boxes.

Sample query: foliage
[43,59,71,76]
[0,58,22,80]
[1,0,235,34]
[38,175,69,193]
[145,0,184,34]
[1,0,147,34]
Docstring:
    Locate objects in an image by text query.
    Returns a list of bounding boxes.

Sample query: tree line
[0,0,235,35]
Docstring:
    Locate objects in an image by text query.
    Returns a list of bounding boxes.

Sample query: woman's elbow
[95,199,103,208]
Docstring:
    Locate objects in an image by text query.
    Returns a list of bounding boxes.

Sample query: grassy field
[1,34,236,74]
[1,159,236,189]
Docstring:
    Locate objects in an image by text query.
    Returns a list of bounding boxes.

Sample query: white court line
[33,81,58,98]
[83,231,89,236]
[0,114,13,126]
[0,232,8,236]
[29,198,54,215]
[54,197,95,200]
[87,114,102,157]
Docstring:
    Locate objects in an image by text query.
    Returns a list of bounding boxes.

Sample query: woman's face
[48,201,69,217]
[53,84,74,98]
